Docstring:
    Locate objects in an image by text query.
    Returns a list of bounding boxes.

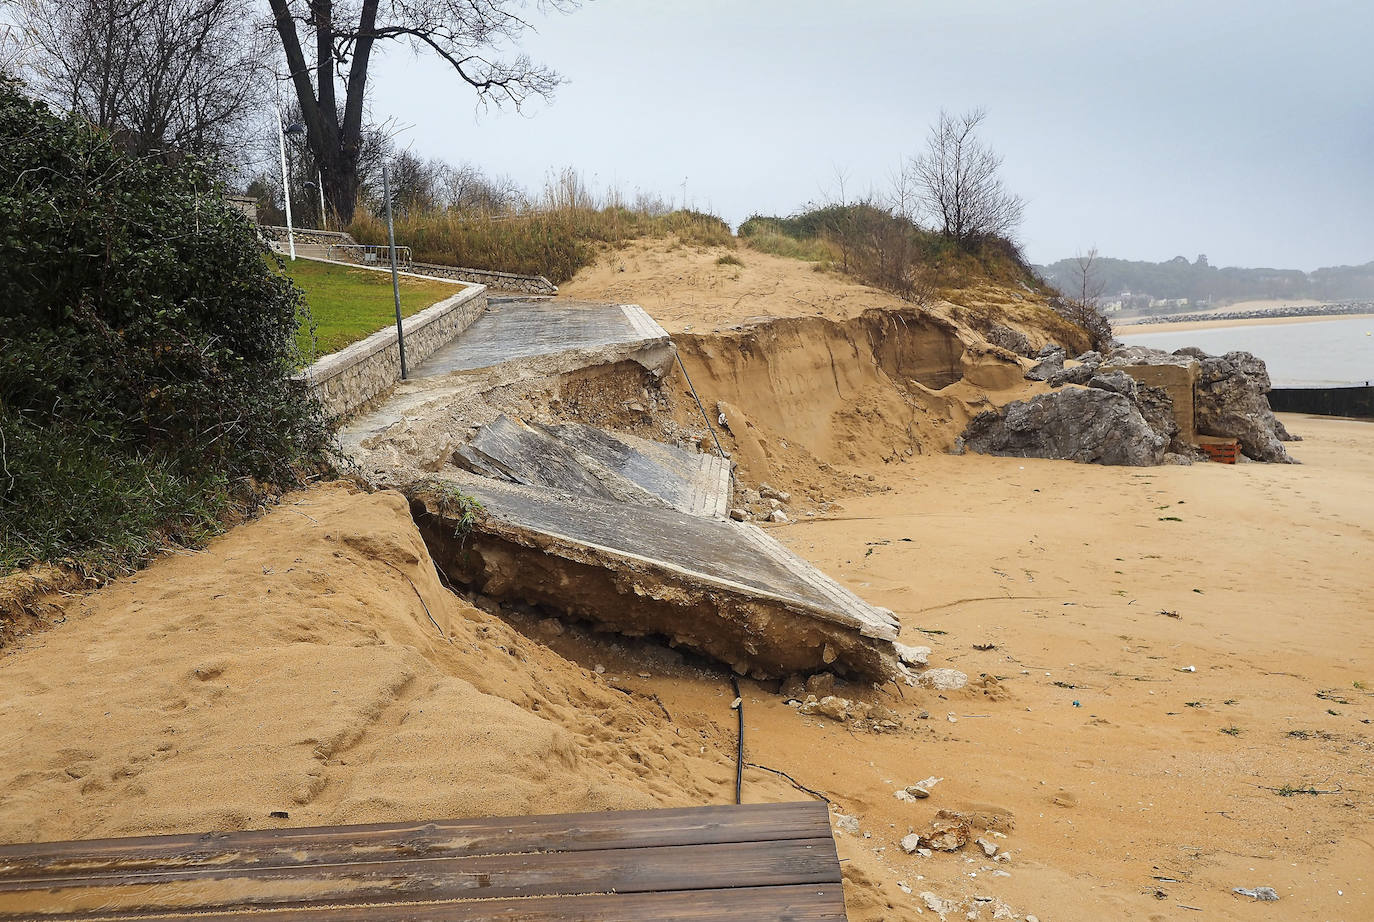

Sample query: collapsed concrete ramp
[340,296,902,680]
[410,473,901,680]
[454,415,733,518]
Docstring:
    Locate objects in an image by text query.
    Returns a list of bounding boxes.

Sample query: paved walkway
[337,298,673,454]
[417,299,668,377]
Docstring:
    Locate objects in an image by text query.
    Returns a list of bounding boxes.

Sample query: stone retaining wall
[257,227,553,294]
[295,278,487,419]
[261,226,356,246]
[411,262,556,295]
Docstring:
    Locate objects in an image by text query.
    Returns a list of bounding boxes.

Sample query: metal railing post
[383,163,407,379]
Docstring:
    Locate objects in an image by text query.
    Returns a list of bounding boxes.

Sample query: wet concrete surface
[417,300,667,377]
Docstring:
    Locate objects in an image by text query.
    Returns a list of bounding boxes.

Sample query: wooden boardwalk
[0,802,846,921]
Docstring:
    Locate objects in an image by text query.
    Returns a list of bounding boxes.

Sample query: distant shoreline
[1115,300,1373,331]
[1117,312,1374,335]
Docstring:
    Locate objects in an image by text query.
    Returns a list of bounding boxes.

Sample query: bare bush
[1052,247,1114,351]
[906,108,1025,246]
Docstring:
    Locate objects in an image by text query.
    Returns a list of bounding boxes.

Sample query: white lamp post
[275,105,296,260]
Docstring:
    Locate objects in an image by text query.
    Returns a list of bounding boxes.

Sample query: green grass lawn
[280,258,464,362]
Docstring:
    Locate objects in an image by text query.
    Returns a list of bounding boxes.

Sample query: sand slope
[560,238,1088,353]
[0,484,765,843]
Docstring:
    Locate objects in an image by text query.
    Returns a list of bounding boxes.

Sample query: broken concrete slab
[417,299,673,379]
[454,415,732,519]
[454,415,648,507]
[540,421,732,518]
[1102,348,1200,444]
[409,473,901,680]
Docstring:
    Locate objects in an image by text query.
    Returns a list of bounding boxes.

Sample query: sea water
[1119,316,1374,388]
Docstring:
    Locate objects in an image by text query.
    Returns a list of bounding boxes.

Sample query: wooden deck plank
[24,885,847,922]
[0,838,841,919]
[0,803,830,881]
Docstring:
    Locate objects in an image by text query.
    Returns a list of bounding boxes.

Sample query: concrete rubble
[917,668,970,691]
[895,776,942,801]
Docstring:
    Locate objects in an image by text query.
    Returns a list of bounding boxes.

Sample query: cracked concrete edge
[336,337,677,457]
[403,471,898,643]
[733,523,901,639]
[412,492,902,681]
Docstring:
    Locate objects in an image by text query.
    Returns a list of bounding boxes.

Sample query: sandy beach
[2,245,1370,921]
[1,414,1369,920]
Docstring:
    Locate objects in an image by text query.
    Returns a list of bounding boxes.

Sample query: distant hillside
[1036,254,1374,305]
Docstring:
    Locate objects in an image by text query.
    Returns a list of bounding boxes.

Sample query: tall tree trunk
[322,153,359,225]
[267,0,376,225]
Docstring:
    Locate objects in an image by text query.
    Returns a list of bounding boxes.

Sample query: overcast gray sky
[366,0,1372,270]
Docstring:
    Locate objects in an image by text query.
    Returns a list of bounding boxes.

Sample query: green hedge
[0,78,328,574]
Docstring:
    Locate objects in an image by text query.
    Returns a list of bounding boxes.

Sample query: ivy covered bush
[0,78,328,574]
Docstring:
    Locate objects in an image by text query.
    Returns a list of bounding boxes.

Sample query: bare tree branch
[14,0,270,162]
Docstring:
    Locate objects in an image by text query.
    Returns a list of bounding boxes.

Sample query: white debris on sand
[1233,886,1279,901]
[895,642,932,667]
[919,668,969,690]
[833,813,861,835]
[895,776,944,801]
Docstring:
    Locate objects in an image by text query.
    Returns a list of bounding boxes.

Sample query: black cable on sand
[730,675,743,804]
[674,348,727,458]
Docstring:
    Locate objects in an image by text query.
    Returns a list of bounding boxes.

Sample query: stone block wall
[411,262,557,295]
[295,282,487,419]
[260,226,356,247]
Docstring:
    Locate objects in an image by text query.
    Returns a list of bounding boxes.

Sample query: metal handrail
[326,243,412,268]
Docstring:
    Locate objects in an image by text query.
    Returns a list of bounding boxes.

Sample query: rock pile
[971,342,1298,465]
[1045,350,1103,387]
[730,482,794,522]
[1192,350,1298,462]
[960,385,1167,466]
[1023,343,1067,381]
[794,694,902,732]
[985,323,1034,357]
